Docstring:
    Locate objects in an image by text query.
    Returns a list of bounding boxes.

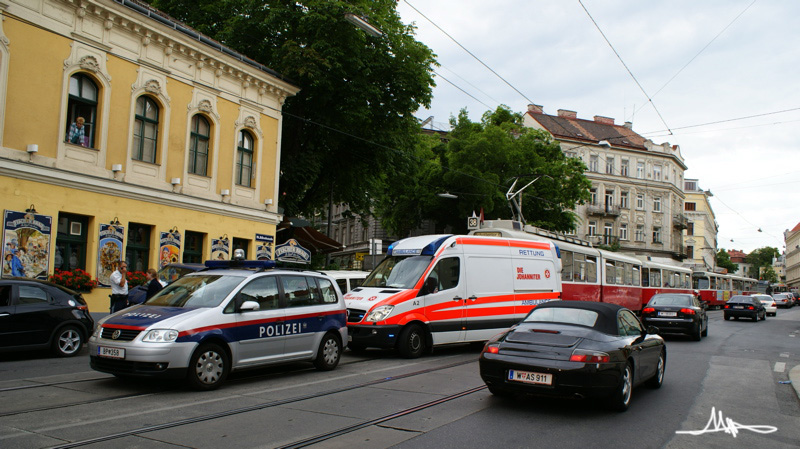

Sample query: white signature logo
[675,407,778,438]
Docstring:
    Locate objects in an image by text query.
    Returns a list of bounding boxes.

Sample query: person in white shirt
[109,261,129,312]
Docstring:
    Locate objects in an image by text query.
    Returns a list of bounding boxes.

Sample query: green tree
[376,106,591,236]
[746,246,780,279]
[148,0,437,217]
[715,249,738,273]
[760,265,778,283]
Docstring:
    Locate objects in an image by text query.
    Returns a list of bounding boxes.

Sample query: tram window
[650,270,662,288]
[641,268,650,287]
[606,261,615,284]
[632,265,641,286]
[616,264,624,285]
[683,274,691,289]
[586,256,597,283]
[574,253,585,282]
[562,250,574,282]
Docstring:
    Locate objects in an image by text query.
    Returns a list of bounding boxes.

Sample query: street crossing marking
[780,353,790,358]
[774,362,786,373]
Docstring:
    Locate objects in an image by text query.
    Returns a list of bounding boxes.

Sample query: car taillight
[724,305,730,309]
[642,307,655,314]
[77,305,88,311]
[679,308,695,315]
[569,349,610,363]
[746,305,754,310]
[483,345,500,354]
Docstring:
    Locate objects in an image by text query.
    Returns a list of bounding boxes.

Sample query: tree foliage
[746,246,781,280]
[376,106,592,237]
[715,249,738,273]
[148,0,437,217]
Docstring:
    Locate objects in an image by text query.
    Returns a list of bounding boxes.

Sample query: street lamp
[437,192,458,199]
[344,13,384,37]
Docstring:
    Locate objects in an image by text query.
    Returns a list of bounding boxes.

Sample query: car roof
[534,300,629,335]
[0,277,78,294]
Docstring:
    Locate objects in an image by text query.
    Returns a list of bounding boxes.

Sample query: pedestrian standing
[109,260,129,312]
[144,268,163,301]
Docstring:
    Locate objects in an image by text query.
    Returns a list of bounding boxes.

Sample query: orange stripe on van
[455,236,551,250]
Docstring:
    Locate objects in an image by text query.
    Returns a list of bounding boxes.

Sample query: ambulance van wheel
[187,343,229,390]
[397,324,426,358]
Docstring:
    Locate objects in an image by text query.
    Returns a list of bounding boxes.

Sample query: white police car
[89,253,347,390]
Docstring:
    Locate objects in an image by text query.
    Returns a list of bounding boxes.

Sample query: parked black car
[723,295,767,321]
[0,278,94,357]
[127,263,204,305]
[641,293,708,341]
[479,301,665,412]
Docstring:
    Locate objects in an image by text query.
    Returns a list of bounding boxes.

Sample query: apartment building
[786,223,800,288]
[523,105,688,261]
[682,179,719,271]
[0,0,298,311]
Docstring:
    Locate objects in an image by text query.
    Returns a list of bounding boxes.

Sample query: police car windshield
[363,255,432,289]
[147,275,245,308]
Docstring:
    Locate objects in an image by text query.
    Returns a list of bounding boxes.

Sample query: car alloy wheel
[313,332,341,371]
[647,351,665,389]
[609,362,633,412]
[53,325,83,357]
[187,343,229,390]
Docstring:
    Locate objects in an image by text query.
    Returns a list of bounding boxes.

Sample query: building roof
[791,222,800,233]
[728,249,748,261]
[525,106,647,151]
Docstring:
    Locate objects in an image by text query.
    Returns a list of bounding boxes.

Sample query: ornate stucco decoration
[144,79,161,95]
[79,55,100,73]
[198,100,213,113]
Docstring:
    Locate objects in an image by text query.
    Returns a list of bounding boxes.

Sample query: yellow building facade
[682,179,718,271]
[0,0,298,311]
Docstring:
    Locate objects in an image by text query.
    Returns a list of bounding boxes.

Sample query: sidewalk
[790,365,800,399]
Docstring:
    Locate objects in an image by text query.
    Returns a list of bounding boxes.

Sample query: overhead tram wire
[640,106,800,136]
[434,70,495,111]
[403,0,535,105]
[634,0,758,115]
[578,0,673,136]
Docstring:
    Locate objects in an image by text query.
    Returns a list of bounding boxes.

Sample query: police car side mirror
[239,300,260,312]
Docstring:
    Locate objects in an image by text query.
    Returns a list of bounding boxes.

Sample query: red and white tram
[691,271,732,308]
[640,260,693,309]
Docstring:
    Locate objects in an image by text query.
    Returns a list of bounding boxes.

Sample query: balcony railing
[586,202,621,217]
[584,234,619,246]
[673,213,689,229]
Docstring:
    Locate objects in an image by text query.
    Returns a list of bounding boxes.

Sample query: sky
[395,0,799,255]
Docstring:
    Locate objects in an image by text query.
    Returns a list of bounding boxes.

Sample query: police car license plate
[508,369,552,385]
[658,311,677,317]
[98,346,125,359]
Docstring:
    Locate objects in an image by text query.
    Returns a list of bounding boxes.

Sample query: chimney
[557,109,577,119]
[623,121,633,129]
[527,104,543,114]
[593,115,615,125]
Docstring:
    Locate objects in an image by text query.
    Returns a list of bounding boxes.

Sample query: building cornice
[1,157,282,225]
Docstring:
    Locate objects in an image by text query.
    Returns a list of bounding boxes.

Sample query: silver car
[772,293,793,308]
[89,259,347,390]
[752,294,777,317]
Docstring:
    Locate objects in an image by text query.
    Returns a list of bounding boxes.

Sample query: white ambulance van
[344,234,561,357]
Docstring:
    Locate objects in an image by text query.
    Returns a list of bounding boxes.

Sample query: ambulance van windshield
[362,255,432,289]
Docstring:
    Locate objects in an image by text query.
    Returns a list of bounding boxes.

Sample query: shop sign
[275,239,311,264]
[159,230,181,268]
[97,223,124,287]
[256,233,274,260]
[211,238,230,261]
[2,210,52,280]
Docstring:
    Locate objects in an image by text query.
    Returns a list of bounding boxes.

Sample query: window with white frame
[236,130,255,187]
[589,155,599,172]
[565,151,577,159]
[620,191,629,209]
[635,225,645,242]
[636,193,644,210]
[619,223,628,241]
[636,161,645,179]
[132,96,159,163]
[653,196,662,212]
[653,165,662,181]
[588,221,597,236]
[590,188,597,205]
[603,223,613,244]
[605,190,614,208]
[65,73,98,148]
[606,156,614,174]
[653,226,662,243]
[189,115,211,176]
[620,159,629,177]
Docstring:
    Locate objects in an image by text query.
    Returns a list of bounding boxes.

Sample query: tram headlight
[142,329,179,342]
[365,305,394,322]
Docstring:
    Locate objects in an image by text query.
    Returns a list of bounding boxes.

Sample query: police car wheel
[187,343,229,390]
[313,333,342,371]
[398,324,426,359]
[52,325,83,357]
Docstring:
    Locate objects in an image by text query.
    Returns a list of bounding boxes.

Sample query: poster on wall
[255,233,274,260]
[159,230,181,269]
[2,209,52,279]
[274,239,311,264]
[211,238,230,260]
[97,223,124,287]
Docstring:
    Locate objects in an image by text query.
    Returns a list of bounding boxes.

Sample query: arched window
[65,73,98,148]
[236,130,254,187]
[189,115,210,176]
[133,96,159,163]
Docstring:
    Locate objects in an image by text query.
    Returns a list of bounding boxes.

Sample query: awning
[276,218,343,255]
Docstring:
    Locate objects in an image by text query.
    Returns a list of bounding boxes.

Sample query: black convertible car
[479,301,665,411]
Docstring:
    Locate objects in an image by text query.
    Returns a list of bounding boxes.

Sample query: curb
[789,365,800,399]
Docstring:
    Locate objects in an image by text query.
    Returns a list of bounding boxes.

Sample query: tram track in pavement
[0,353,395,417]
[45,358,477,449]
